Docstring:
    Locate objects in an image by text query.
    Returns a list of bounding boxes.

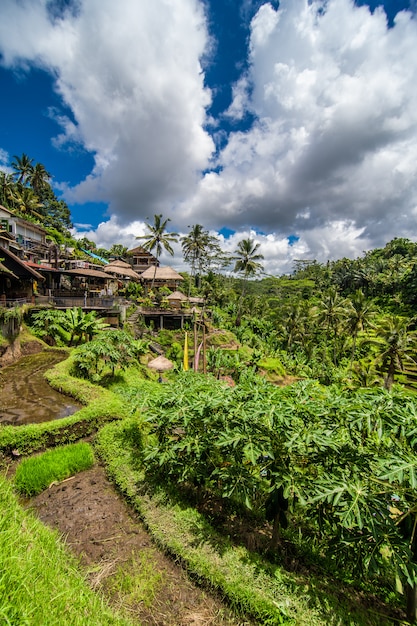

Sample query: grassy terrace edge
[0,354,130,456]
[0,473,130,626]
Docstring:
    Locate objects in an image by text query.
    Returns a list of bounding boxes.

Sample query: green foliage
[257,357,286,376]
[139,371,417,616]
[0,305,22,338]
[95,415,393,625]
[29,307,109,347]
[14,442,95,496]
[71,330,144,381]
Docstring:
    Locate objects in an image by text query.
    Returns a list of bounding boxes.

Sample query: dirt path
[27,465,247,626]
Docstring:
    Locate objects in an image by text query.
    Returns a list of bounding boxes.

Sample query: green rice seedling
[14,442,95,496]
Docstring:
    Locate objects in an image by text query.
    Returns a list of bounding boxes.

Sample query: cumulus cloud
[184,0,417,261]
[0,0,214,220]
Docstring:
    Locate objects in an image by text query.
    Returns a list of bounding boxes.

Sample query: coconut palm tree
[13,188,44,221]
[0,171,16,207]
[11,153,33,185]
[28,162,51,197]
[181,224,222,290]
[315,287,350,365]
[368,315,417,391]
[233,238,264,325]
[136,214,178,289]
[233,238,264,283]
[346,289,375,371]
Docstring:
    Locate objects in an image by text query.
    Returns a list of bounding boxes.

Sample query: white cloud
[0,0,214,218]
[183,0,417,263]
[1,0,417,275]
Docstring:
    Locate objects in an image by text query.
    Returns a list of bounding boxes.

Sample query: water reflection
[0,351,82,426]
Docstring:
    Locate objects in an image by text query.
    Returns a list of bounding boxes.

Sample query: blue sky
[0,0,417,274]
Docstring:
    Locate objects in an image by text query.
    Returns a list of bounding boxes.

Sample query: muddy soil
[27,464,249,626]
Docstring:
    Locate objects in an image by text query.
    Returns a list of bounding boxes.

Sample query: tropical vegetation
[4,154,417,622]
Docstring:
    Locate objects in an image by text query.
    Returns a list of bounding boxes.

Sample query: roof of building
[140,266,183,281]
[167,290,188,301]
[103,260,142,280]
[127,246,157,258]
[0,260,18,279]
[64,268,110,279]
[0,247,45,281]
[26,261,61,272]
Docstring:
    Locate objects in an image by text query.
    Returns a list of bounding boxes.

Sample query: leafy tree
[314,287,350,365]
[29,308,68,345]
[0,171,15,207]
[109,244,128,258]
[136,214,178,289]
[13,187,44,221]
[346,289,375,371]
[30,307,108,347]
[28,162,51,196]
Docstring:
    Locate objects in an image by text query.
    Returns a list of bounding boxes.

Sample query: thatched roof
[127,245,156,258]
[140,266,183,281]
[147,355,174,371]
[104,260,141,280]
[167,290,187,301]
[64,268,110,279]
[106,260,131,268]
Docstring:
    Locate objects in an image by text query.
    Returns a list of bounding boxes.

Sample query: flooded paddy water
[0,351,82,425]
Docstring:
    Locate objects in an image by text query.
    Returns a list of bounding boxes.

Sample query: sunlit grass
[14,442,95,496]
[0,473,130,626]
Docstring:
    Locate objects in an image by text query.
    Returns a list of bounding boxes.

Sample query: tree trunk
[384,358,395,391]
[269,511,281,551]
[406,582,417,623]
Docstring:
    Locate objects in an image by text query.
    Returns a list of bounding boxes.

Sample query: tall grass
[14,442,95,496]
[0,473,130,626]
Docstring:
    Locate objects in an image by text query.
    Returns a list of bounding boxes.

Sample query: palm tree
[109,244,128,259]
[315,287,350,365]
[11,153,33,185]
[0,171,16,207]
[233,238,264,325]
[369,315,417,390]
[181,224,222,290]
[136,214,178,289]
[233,238,264,282]
[346,289,375,371]
[28,162,51,197]
[13,188,44,221]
